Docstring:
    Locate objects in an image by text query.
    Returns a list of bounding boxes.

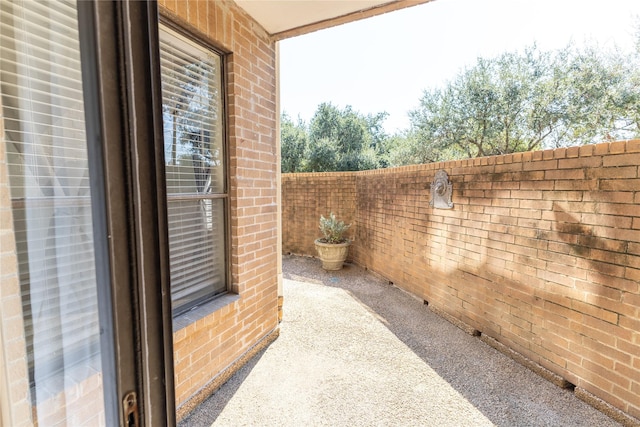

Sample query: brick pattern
[282,140,640,421]
[0,99,33,427]
[281,173,357,257]
[32,372,105,426]
[159,0,280,408]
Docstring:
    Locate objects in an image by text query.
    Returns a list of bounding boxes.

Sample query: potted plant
[314,212,351,270]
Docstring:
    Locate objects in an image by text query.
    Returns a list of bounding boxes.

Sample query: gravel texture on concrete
[180,255,621,427]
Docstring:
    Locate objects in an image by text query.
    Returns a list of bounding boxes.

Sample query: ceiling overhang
[235,0,432,41]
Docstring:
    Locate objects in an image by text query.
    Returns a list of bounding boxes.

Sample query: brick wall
[282,140,640,422]
[282,172,357,256]
[159,0,280,411]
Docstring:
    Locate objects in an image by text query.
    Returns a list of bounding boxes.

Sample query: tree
[304,137,339,172]
[400,44,640,164]
[308,103,366,171]
[301,103,388,172]
[280,112,307,173]
[384,130,447,166]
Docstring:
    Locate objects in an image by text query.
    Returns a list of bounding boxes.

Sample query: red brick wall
[282,172,357,257]
[282,140,640,421]
[159,0,279,409]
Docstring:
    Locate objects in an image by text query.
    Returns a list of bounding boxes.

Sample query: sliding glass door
[1,1,108,424]
[0,1,173,426]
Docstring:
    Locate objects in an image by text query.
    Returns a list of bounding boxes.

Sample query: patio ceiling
[235,0,432,40]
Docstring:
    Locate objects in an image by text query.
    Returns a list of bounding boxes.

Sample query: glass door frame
[78,1,175,425]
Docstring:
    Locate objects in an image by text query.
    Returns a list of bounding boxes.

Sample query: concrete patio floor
[179,255,622,427]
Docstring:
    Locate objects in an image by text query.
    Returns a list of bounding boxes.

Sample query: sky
[279,0,640,134]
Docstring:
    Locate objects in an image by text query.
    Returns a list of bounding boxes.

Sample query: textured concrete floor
[180,255,621,427]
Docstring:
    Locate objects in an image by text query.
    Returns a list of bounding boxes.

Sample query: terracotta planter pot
[314,239,351,270]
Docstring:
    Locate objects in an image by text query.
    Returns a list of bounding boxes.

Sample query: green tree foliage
[281,103,389,172]
[280,113,308,173]
[308,103,386,171]
[283,39,640,170]
[395,44,640,163]
[304,137,339,172]
[384,131,446,166]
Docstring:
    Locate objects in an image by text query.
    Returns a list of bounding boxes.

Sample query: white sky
[279,0,640,133]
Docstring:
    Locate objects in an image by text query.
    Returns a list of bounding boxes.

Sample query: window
[159,24,228,315]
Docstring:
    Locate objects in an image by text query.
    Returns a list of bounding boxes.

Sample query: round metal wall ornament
[430,170,453,209]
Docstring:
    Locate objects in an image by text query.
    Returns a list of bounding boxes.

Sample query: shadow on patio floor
[179,255,621,427]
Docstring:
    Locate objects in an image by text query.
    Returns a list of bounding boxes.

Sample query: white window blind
[0,0,105,423]
[159,25,227,314]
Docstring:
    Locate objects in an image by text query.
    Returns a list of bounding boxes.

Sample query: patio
[179,255,621,427]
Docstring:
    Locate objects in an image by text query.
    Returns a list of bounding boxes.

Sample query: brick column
[275,41,283,321]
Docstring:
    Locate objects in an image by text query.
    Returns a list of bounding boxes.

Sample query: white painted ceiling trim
[235,0,431,39]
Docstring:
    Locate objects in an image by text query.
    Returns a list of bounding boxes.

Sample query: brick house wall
[159,0,280,413]
[282,140,640,422]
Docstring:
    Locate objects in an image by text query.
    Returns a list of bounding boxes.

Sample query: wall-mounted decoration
[430,170,453,209]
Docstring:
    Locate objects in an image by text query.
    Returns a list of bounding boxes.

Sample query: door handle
[123,391,139,427]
